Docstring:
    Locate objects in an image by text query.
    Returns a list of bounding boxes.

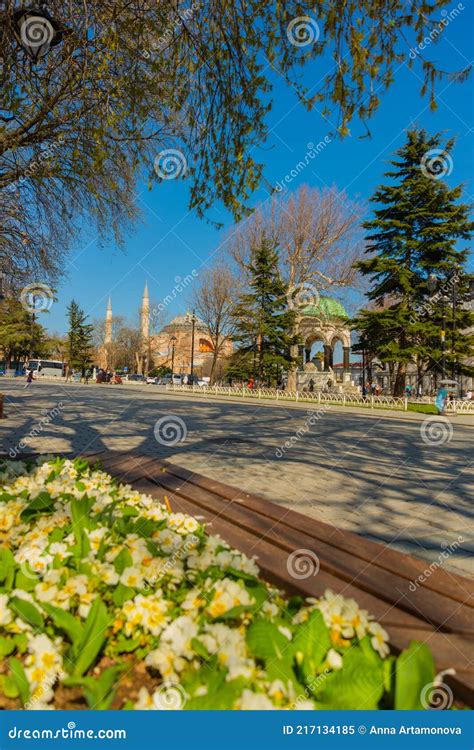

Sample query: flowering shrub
[0,457,441,710]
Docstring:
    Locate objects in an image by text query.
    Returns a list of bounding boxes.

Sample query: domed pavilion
[295,295,351,388]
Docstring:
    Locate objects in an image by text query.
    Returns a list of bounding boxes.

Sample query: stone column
[305,347,311,363]
[343,346,350,372]
[323,344,333,371]
[287,343,300,391]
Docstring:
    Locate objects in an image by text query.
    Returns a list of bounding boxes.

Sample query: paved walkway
[0,379,472,576]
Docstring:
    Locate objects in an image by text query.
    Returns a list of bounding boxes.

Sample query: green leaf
[112,583,135,607]
[9,596,44,630]
[292,609,331,685]
[122,505,139,517]
[191,637,211,660]
[0,549,15,591]
[110,635,141,654]
[314,647,384,709]
[12,633,28,654]
[113,548,133,574]
[246,621,289,661]
[20,492,55,519]
[42,603,83,644]
[0,674,20,699]
[9,657,30,705]
[71,599,110,676]
[70,497,94,560]
[0,636,16,658]
[359,634,383,666]
[15,567,39,592]
[185,676,247,710]
[394,641,435,710]
[226,566,258,584]
[64,665,125,709]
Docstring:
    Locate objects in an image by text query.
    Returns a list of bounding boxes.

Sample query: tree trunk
[287,343,299,391]
[393,362,407,396]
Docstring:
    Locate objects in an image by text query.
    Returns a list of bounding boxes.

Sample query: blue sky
[44,5,473,334]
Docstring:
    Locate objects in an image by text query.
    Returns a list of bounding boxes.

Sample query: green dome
[300,296,347,319]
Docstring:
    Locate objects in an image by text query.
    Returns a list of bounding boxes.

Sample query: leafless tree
[227,185,365,295]
[225,185,365,387]
[193,263,239,384]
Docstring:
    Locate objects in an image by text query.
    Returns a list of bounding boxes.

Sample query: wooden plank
[153,458,474,604]
[100,454,473,635]
[87,454,474,704]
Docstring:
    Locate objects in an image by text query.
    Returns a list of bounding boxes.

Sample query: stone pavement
[0,379,472,576]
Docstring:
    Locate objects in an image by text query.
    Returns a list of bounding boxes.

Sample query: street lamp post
[451,275,457,382]
[170,335,177,376]
[28,293,37,361]
[190,311,196,379]
[441,294,447,380]
[13,7,69,61]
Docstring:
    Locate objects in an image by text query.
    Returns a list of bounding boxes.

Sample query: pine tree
[231,236,297,386]
[353,129,473,395]
[0,297,47,367]
[66,300,94,373]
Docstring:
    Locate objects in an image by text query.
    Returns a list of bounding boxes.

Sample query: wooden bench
[82,450,473,706]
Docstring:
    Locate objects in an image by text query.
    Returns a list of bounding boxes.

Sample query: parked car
[128,374,146,382]
[146,376,158,384]
[171,374,182,385]
[197,379,209,387]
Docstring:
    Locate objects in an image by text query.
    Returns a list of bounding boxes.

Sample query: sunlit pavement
[0,379,472,576]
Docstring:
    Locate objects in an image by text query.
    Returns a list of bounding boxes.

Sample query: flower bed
[0,457,444,710]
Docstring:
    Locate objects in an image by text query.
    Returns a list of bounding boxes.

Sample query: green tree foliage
[231,236,297,385]
[353,129,473,394]
[66,300,94,371]
[0,296,49,366]
[1,1,467,283]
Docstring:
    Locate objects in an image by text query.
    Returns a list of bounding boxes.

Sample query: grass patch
[407,403,437,414]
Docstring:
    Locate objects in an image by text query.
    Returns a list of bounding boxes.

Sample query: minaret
[105,297,112,345]
[141,282,150,341]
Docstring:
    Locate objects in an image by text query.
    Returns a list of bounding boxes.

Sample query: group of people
[362,381,383,396]
[65,367,93,384]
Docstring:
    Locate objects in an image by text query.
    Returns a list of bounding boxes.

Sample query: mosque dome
[162,311,205,332]
[300,295,348,319]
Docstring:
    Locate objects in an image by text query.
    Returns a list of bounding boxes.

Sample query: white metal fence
[167,384,410,410]
[166,384,474,414]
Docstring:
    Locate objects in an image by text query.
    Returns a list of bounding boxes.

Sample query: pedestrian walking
[435,385,448,415]
[24,369,34,389]
[84,368,91,385]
